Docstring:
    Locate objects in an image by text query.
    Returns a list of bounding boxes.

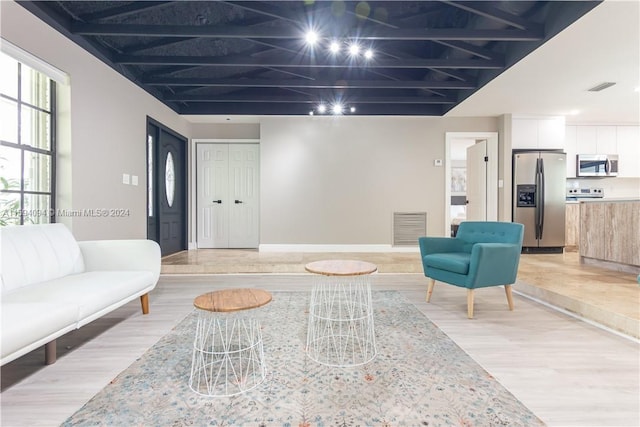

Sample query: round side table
[189,288,272,397]
[305,260,377,367]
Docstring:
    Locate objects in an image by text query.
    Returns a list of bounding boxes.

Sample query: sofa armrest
[78,240,161,283]
[467,243,521,288]
[418,237,465,257]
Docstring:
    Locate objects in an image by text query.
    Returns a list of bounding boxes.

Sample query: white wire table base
[189,312,266,397]
[306,275,376,367]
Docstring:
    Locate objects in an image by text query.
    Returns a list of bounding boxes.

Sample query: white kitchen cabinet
[616,126,640,177]
[596,126,617,154]
[512,116,565,149]
[575,126,597,153]
[565,125,577,178]
[574,125,618,154]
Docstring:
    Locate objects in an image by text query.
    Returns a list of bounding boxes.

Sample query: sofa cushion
[1,224,85,292]
[2,271,154,325]
[1,302,78,361]
[423,252,470,275]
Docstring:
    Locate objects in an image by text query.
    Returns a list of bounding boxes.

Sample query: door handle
[235,200,243,204]
[212,200,222,204]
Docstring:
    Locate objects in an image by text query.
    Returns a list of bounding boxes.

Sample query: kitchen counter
[566,198,640,203]
[579,200,640,273]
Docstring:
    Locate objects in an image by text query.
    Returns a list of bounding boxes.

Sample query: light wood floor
[1,252,639,426]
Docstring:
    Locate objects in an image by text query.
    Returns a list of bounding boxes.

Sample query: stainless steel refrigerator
[512,150,566,253]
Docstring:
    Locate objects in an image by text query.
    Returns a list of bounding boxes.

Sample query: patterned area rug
[63,291,544,426]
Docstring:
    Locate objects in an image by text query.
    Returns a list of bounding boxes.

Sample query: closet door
[197,143,259,248]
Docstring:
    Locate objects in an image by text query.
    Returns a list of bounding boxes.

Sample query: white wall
[258,116,497,246]
[1,1,191,240]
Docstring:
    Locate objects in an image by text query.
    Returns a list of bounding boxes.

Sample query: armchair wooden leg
[140,293,150,315]
[467,289,474,319]
[505,285,515,311]
[426,278,435,302]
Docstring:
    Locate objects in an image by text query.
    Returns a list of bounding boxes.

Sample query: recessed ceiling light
[309,111,314,116]
[329,41,340,54]
[332,104,343,114]
[348,43,360,56]
[305,31,319,45]
[350,106,356,113]
[364,49,374,59]
[317,104,327,113]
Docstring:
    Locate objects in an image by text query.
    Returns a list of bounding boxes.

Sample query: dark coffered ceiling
[18,1,600,116]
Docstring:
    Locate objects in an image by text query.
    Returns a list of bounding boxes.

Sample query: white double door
[197,143,259,248]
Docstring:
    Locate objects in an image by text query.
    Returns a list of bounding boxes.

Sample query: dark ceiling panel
[17,0,602,116]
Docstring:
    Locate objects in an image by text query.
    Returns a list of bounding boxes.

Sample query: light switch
[131,175,139,186]
[122,173,130,185]
[434,159,443,166]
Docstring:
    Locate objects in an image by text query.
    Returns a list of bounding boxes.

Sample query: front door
[197,143,259,248]
[147,118,187,256]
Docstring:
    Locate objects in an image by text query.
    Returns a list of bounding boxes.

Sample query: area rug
[63,291,544,426]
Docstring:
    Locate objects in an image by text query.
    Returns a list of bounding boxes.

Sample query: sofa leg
[467,289,474,319]
[426,278,436,302]
[505,285,515,311]
[140,293,150,315]
[45,340,56,365]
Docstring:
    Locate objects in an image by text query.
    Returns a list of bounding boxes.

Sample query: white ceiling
[184,0,640,125]
[447,0,640,124]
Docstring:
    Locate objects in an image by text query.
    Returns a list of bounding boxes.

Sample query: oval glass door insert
[165,151,175,207]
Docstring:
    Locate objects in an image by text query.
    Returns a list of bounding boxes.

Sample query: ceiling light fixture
[329,41,340,54]
[350,106,356,113]
[332,104,343,115]
[317,104,327,114]
[364,49,374,60]
[348,43,360,56]
[305,30,318,45]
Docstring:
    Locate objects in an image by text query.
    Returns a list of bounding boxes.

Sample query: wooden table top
[193,288,272,312]
[304,259,378,276]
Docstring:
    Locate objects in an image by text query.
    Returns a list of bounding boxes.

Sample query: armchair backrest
[456,221,524,248]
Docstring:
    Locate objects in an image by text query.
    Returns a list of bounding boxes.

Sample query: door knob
[212,200,222,204]
[235,199,243,204]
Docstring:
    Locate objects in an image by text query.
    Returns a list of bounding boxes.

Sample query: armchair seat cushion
[422,252,470,275]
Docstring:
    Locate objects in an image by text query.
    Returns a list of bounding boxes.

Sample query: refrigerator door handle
[534,158,541,239]
[539,158,545,238]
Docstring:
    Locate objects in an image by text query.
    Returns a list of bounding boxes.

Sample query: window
[0,51,56,225]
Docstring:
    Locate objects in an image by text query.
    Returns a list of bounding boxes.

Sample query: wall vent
[587,82,616,92]
[393,212,427,246]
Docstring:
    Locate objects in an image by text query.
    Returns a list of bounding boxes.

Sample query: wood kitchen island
[579,199,640,273]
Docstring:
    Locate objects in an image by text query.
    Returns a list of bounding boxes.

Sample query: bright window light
[364,49,374,59]
[332,104,343,114]
[329,41,341,54]
[305,31,319,45]
[348,43,360,56]
[318,104,327,113]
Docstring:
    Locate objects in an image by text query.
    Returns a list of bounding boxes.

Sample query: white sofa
[1,223,161,366]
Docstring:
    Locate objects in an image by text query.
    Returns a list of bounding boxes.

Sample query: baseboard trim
[258,244,419,253]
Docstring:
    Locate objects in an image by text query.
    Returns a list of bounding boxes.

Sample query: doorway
[147,118,187,256]
[445,132,498,236]
[196,143,260,248]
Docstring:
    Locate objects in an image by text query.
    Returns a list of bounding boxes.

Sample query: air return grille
[393,212,427,246]
[587,82,616,92]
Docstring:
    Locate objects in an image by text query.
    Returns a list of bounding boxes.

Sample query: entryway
[147,118,187,256]
[196,143,260,248]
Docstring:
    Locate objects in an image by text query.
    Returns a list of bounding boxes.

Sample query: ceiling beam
[142,77,476,90]
[432,40,502,61]
[163,94,457,104]
[439,1,543,32]
[71,23,543,41]
[116,54,503,69]
[78,2,174,21]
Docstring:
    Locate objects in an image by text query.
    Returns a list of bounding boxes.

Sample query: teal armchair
[418,221,524,319]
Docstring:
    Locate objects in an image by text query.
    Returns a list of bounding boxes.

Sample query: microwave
[577,154,618,177]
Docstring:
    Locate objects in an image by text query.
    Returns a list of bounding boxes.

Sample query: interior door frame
[444,132,499,236]
[191,139,260,248]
